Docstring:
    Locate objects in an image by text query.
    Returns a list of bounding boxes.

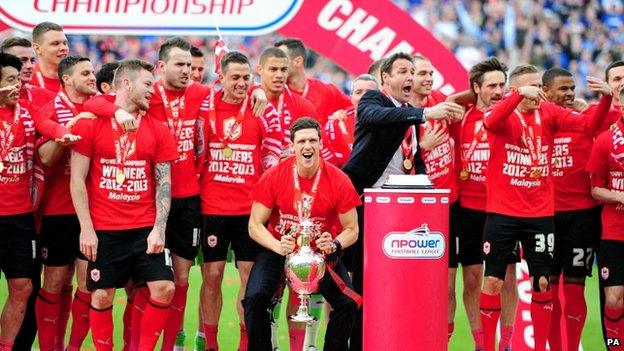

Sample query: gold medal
[459,169,469,180]
[403,158,413,170]
[0,161,4,173]
[222,147,233,158]
[531,168,542,179]
[116,171,126,184]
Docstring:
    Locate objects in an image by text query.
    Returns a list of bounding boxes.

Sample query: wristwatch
[330,239,342,254]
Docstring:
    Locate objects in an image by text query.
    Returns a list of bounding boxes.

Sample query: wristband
[331,239,343,255]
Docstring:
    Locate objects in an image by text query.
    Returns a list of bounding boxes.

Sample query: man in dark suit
[343,52,463,350]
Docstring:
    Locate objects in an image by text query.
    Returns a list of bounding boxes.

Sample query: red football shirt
[551,95,616,212]
[483,91,601,218]
[322,107,355,168]
[251,157,361,240]
[199,91,279,215]
[32,65,62,93]
[0,104,36,215]
[36,93,85,215]
[586,129,624,241]
[288,78,352,125]
[72,115,178,230]
[83,83,211,199]
[458,106,490,211]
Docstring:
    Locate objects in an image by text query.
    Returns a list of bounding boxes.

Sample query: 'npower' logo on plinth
[382,224,445,259]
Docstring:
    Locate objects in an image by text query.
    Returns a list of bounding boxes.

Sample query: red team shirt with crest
[199,91,280,215]
[35,94,84,215]
[484,91,601,218]
[84,82,211,199]
[586,129,624,241]
[0,104,36,215]
[72,115,178,230]
[251,157,361,240]
[458,106,490,211]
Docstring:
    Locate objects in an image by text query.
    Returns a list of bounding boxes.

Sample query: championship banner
[277,0,470,94]
[0,0,303,35]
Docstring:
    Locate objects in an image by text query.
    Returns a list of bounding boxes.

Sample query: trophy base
[289,314,317,323]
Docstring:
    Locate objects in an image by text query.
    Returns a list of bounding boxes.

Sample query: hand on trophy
[279,234,296,256]
[315,231,334,255]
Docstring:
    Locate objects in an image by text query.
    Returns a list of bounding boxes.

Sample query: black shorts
[552,206,601,278]
[599,240,624,287]
[455,206,486,267]
[448,202,462,268]
[483,213,554,280]
[0,213,37,279]
[40,214,87,266]
[87,228,173,291]
[202,214,262,263]
[166,196,202,261]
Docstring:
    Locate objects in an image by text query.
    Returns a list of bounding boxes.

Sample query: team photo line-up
[0,19,622,351]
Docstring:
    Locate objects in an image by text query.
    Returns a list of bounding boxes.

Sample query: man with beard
[274,39,352,125]
[71,59,178,351]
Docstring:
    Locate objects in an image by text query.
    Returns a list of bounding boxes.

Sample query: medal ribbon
[207,89,250,152]
[460,112,487,172]
[157,83,185,143]
[0,102,22,166]
[35,71,46,89]
[292,161,322,222]
[111,113,142,183]
[514,109,543,174]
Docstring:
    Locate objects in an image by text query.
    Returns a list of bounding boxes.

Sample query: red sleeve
[30,102,70,140]
[327,84,353,111]
[483,91,523,131]
[250,169,277,209]
[72,119,95,158]
[322,119,347,168]
[296,96,321,122]
[335,172,362,213]
[153,121,179,163]
[83,94,119,119]
[586,132,610,188]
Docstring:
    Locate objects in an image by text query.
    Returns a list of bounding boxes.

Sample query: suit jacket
[342,90,426,194]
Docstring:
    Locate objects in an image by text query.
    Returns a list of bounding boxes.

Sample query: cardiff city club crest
[223,117,242,141]
[602,267,610,280]
[483,241,491,255]
[90,269,100,282]
[207,235,218,248]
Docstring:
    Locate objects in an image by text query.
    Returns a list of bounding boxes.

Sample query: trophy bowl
[284,221,326,322]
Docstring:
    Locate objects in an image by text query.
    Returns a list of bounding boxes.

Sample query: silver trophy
[284,218,326,322]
